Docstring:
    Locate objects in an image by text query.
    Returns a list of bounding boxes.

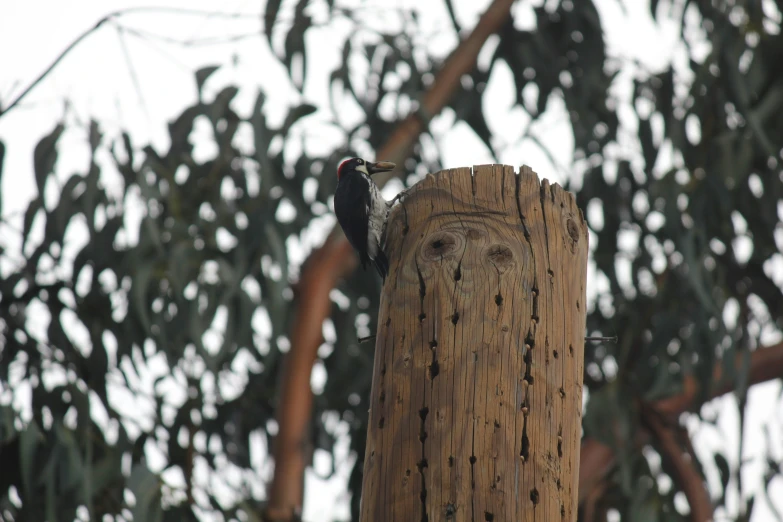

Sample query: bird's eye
[358,159,364,164]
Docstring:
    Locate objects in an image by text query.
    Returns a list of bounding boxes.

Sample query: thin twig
[114,24,151,125]
[0,6,259,118]
[0,17,112,117]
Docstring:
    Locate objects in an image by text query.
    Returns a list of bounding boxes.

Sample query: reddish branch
[645,409,713,521]
[578,340,783,505]
[265,237,356,521]
[265,0,516,517]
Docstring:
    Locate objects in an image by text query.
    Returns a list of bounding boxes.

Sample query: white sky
[1,0,782,520]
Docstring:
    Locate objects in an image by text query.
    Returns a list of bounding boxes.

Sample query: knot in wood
[566,217,579,243]
[422,231,461,261]
[486,244,514,270]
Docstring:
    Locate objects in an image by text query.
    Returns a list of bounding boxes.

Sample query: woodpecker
[334,157,405,280]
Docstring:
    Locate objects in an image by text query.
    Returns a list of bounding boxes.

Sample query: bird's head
[337,157,396,180]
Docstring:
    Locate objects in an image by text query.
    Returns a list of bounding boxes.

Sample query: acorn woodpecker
[334,157,405,279]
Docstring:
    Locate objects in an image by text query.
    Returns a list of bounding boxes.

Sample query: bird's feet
[389,189,409,206]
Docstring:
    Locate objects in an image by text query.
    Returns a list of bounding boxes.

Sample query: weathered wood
[360,165,588,521]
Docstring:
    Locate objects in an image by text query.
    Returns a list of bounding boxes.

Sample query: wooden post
[360,165,588,521]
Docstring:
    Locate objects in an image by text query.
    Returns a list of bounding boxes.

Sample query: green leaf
[284,0,311,90]
[127,463,162,521]
[131,260,154,334]
[21,197,44,251]
[443,0,462,33]
[210,86,239,124]
[19,421,42,500]
[649,0,660,19]
[0,139,5,216]
[715,452,730,502]
[279,103,317,137]
[196,65,220,95]
[33,123,65,197]
[264,0,283,46]
[52,173,85,238]
[88,120,101,153]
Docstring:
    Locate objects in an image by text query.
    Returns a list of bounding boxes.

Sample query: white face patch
[355,163,369,176]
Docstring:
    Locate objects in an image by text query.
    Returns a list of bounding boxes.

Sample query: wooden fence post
[360,165,588,521]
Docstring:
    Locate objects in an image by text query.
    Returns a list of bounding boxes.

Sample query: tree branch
[265,238,356,521]
[645,407,713,522]
[578,340,783,504]
[265,0,515,517]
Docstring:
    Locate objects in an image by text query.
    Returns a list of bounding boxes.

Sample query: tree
[0,1,781,521]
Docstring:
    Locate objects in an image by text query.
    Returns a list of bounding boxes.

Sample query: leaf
[52,173,85,238]
[279,103,317,137]
[88,120,101,153]
[195,65,220,95]
[33,123,65,197]
[284,0,311,90]
[209,86,239,127]
[127,463,162,521]
[0,139,5,216]
[21,197,44,251]
[131,260,154,334]
[443,0,462,33]
[715,452,730,502]
[19,421,41,500]
[638,117,657,172]
[649,0,660,19]
[264,0,283,47]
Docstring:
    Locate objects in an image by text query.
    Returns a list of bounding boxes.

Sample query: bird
[333,157,406,280]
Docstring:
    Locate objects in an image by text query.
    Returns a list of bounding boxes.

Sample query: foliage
[0,0,782,521]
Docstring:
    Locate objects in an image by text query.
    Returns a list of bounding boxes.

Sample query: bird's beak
[367,161,396,175]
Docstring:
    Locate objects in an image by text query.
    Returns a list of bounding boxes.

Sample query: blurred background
[0,0,782,520]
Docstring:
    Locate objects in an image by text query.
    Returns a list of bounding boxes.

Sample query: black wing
[334,175,372,270]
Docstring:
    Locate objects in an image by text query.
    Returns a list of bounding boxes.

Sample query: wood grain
[360,165,588,521]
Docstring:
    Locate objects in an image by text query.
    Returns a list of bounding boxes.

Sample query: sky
[1,0,782,520]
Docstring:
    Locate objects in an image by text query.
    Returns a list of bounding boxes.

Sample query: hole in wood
[448,456,454,467]
[454,263,461,281]
[451,311,459,324]
[520,434,530,461]
[429,359,439,379]
[530,488,539,505]
[495,293,503,306]
[553,349,559,358]
[419,312,427,322]
[378,417,384,429]
[429,339,438,348]
[484,512,494,521]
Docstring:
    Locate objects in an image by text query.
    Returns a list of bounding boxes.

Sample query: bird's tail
[373,249,389,280]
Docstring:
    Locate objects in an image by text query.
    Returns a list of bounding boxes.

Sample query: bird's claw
[390,189,409,206]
